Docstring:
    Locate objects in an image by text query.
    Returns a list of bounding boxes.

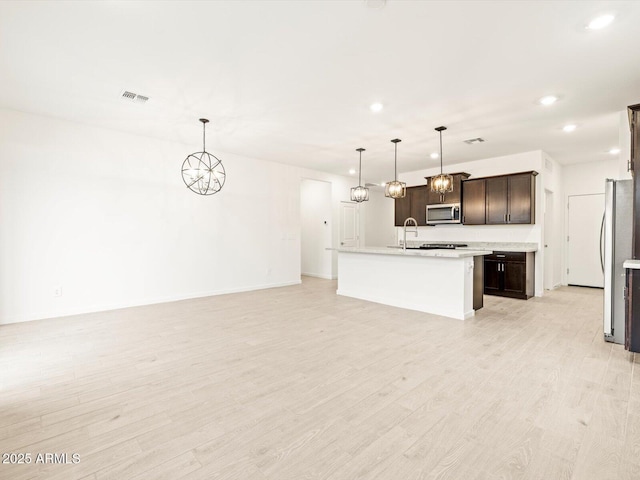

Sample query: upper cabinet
[425,172,470,205]
[394,185,429,226]
[461,178,486,225]
[394,171,537,227]
[462,171,537,225]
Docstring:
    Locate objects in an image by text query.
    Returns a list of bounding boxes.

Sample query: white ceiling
[0,0,638,182]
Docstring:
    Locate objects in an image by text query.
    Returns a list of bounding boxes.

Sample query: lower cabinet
[484,251,534,299]
[626,269,640,352]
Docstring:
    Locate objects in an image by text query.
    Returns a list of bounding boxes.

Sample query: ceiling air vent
[120,90,150,104]
[464,137,485,145]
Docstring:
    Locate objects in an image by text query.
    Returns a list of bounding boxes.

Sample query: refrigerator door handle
[603,179,615,337]
[599,213,605,273]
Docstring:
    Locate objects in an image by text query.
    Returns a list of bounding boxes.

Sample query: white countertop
[397,241,538,253]
[623,259,640,270]
[333,246,493,259]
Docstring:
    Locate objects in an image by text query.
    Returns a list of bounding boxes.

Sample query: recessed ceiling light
[430,152,439,159]
[349,168,356,175]
[587,14,615,30]
[563,124,577,132]
[538,95,558,106]
[609,147,621,155]
[370,102,383,113]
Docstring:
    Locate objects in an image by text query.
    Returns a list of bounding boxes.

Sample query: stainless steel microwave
[426,203,461,225]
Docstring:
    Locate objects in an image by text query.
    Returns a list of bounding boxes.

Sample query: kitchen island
[334,247,492,320]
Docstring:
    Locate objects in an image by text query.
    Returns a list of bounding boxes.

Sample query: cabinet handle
[508,214,511,222]
[496,254,506,258]
[504,214,507,223]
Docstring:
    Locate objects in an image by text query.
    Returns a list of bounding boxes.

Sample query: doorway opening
[300,179,332,279]
[544,189,554,290]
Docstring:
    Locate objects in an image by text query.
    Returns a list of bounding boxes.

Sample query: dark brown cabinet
[394,185,429,226]
[626,103,640,353]
[486,176,508,224]
[626,269,640,352]
[461,178,486,225]
[484,251,534,300]
[425,172,470,205]
[487,172,536,224]
[394,193,411,227]
[462,171,537,225]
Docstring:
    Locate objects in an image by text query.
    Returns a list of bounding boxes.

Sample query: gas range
[407,243,468,250]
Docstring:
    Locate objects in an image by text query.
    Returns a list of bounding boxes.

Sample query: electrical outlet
[54,286,62,297]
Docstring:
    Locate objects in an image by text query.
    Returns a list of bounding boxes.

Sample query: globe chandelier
[181,118,226,196]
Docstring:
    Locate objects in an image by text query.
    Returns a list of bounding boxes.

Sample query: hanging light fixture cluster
[350,148,369,202]
[430,126,453,198]
[181,118,226,196]
[384,139,406,198]
[351,126,455,203]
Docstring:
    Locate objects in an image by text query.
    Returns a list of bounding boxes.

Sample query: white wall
[0,108,353,324]
[300,179,332,279]
[364,187,395,247]
[561,157,619,285]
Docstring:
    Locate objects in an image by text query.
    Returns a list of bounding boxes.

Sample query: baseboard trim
[0,280,302,325]
[301,272,334,280]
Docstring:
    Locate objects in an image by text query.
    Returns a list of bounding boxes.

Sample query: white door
[567,194,605,287]
[340,202,358,248]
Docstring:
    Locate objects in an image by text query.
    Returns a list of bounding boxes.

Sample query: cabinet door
[484,260,501,294]
[426,174,468,205]
[462,179,486,225]
[394,194,411,226]
[486,176,508,224]
[508,174,534,224]
[503,261,526,295]
[410,186,429,226]
[444,174,467,204]
[427,184,443,205]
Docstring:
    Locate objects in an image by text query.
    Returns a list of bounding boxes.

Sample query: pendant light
[430,126,453,198]
[385,138,406,199]
[350,148,369,203]
[181,118,226,196]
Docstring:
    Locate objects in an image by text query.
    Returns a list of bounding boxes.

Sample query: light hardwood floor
[0,277,638,480]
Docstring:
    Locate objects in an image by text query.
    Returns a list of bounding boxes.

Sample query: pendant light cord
[394,142,398,180]
[203,122,206,152]
[359,150,362,186]
[439,130,444,175]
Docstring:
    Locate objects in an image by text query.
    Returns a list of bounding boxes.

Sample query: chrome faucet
[403,217,418,251]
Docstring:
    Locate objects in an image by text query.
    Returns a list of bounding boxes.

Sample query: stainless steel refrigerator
[603,179,633,344]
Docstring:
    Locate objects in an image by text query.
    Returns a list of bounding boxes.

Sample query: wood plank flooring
[0,277,638,479]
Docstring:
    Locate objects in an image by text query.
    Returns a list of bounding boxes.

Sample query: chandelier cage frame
[350,148,369,203]
[181,118,226,196]
[430,126,454,198]
[385,138,406,199]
